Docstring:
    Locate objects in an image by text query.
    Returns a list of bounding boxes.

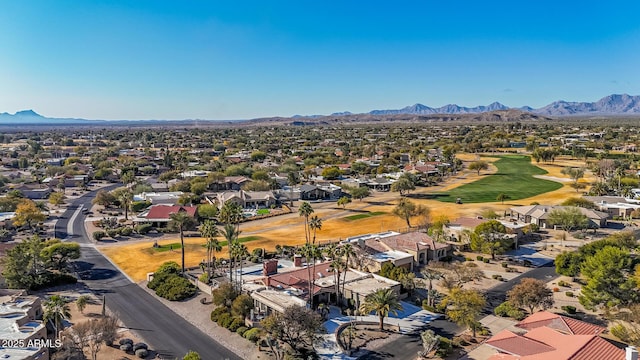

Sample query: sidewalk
[316,302,441,359]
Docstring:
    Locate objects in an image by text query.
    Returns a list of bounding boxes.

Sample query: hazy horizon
[1,1,639,120]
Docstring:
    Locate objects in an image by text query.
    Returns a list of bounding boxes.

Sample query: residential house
[133,192,183,205]
[509,205,609,229]
[0,289,49,360]
[133,204,198,227]
[209,176,251,191]
[214,190,276,210]
[346,231,452,272]
[444,217,530,249]
[584,196,640,219]
[10,183,52,200]
[299,183,342,201]
[484,311,625,360]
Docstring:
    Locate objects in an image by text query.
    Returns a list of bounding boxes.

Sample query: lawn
[343,211,386,221]
[435,155,563,203]
[148,236,261,253]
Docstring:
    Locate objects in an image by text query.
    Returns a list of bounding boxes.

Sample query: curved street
[55,186,240,360]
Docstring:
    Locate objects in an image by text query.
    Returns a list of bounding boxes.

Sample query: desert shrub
[131,200,151,212]
[135,349,148,358]
[236,326,248,336]
[120,227,133,236]
[562,305,577,314]
[465,257,474,261]
[216,312,233,328]
[478,327,491,336]
[119,338,134,346]
[483,258,490,263]
[120,343,133,352]
[135,223,152,235]
[501,262,508,268]
[154,276,196,301]
[466,262,478,268]
[476,255,484,261]
[494,301,525,320]
[565,291,574,297]
[211,307,229,322]
[133,343,148,351]
[243,328,261,342]
[553,287,559,292]
[436,337,453,357]
[611,324,631,343]
[107,229,119,238]
[93,230,106,241]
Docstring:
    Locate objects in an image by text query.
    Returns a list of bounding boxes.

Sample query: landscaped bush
[501,262,509,268]
[236,326,248,336]
[553,287,559,292]
[494,301,525,320]
[436,337,453,357]
[119,338,134,346]
[120,343,133,352]
[476,256,484,261]
[558,280,569,287]
[228,317,244,332]
[133,343,148,351]
[211,307,229,322]
[199,273,209,284]
[135,223,152,235]
[492,274,503,281]
[217,312,233,328]
[132,200,151,212]
[466,262,478,268]
[611,324,631,343]
[107,229,119,238]
[243,328,261,342]
[93,230,106,241]
[465,257,474,261]
[148,262,196,301]
[483,258,490,263]
[135,348,148,358]
[120,227,133,236]
[562,305,577,314]
[565,291,574,297]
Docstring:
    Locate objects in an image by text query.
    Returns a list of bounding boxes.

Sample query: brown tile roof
[380,232,449,252]
[486,329,555,356]
[451,217,486,229]
[145,205,197,220]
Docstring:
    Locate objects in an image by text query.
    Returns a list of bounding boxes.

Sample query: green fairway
[148,236,261,253]
[343,211,386,221]
[435,155,563,203]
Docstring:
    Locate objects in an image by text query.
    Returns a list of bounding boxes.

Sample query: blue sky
[1,1,639,120]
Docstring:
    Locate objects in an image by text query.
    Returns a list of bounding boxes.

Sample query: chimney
[294,255,303,267]
[627,346,638,360]
[263,259,278,276]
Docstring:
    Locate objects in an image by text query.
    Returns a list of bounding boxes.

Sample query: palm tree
[222,223,240,288]
[421,268,443,307]
[169,211,195,274]
[359,288,403,331]
[200,220,221,277]
[232,242,249,289]
[43,295,71,339]
[220,201,243,230]
[330,256,345,305]
[117,189,133,220]
[309,215,322,244]
[287,171,299,207]
[298,202,314,244]
[310,244,322,308]
[341,243,355,302]
[301,243,315,307]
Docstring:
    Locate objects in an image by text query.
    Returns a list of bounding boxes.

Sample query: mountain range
[1,94,640,126]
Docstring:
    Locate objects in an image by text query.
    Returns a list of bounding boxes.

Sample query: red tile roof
[145,205,197,220]
[516,311,605,335]
[266,262,333,297]
[486,313,623,360]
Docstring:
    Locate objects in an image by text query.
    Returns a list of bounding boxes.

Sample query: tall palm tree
[310,244,322,308]
[359,288,403,331]
[421,268,443,307]
[220,201,243,231]
[309,215,322,244]
[117,189,133,220]
[222,223,240,288]
[232,242,249,290]
[301,243,315,307]
[169,211,195,274]
[298,202,314,244]
[43,295,71,339]
[287,171,298,207]
[341,243,355,302]
[330,257,345,305]
[200,220,221,277]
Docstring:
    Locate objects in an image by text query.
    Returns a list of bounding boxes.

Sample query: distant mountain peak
[14,109,42,117]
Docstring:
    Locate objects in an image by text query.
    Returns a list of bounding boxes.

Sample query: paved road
[57,186,240,360]
[377,262,559,359]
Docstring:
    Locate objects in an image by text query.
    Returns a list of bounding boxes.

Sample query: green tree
[421,268,443,308]
[112,188,133,220]
[470,220,511,259]
[231,293,254,318]
[507,278,553,314]
[468,160,489,176]
[392,198,429,228]
[44,295,71,339]
[391,176,416,196]
[40,241,81,271]
[337,196,352,209]
[441,288,485,337]
[169,211,196,274]
[547,207,590,245]
[13,199,46,232]
[579,246,638,310]
[321,166,342,180]
[197,204,219,219]
[358,288,403,331]
[92,190,116,207]
[76,295,90,314]
[222,224,240,289]
[496,193,509,204]
[555,251,583,277]
[350,186,370,201]
[48,191,66,207]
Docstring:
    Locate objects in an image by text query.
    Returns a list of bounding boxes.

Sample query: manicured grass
[436,155,563,203]
[343,211,386,221]
[202,235,261,248]
[257,209,270,215]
